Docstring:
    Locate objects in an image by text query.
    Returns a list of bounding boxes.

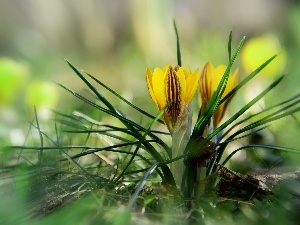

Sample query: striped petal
[164,66,182,118]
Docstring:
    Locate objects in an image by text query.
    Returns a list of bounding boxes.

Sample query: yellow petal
[211,64,227,94]
[223,68,238,97]
[146,68,159,108]
[200,62,213,103]
[183,67,190,79]
[152,67,167,110]
[213,67,239,127]
[185,68,199,103]
[213,104,224,127]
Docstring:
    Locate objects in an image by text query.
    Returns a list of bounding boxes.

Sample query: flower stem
[170,104,192,188]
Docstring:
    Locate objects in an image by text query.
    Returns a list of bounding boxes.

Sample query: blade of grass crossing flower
[192,92,219,137]
[216,36,245,101]
[192,37,246,137]
[192,75,229,137]
[192,34,242,131]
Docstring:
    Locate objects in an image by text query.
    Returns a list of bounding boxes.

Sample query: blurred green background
[0,0,299,163]
[0,1,300,224]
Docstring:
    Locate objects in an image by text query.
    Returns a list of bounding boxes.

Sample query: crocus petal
[146,65,199,133]
[200,62,214,103]
[152,67,167,110]
[225,68,239,96]
[146,68,159,108]
[164,66,182,118]
[185,68,199,103]
[211,64,227,95]
[199,61,239,128]
[176,67,186,108]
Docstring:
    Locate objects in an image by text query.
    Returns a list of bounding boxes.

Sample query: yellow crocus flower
[146,65,199,133]
[199,62,239,127]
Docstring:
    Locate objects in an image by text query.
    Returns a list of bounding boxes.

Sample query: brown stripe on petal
[165,67,182,118]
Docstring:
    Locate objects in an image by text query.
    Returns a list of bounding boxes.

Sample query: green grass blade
[208,75,284,142]
[62,64,172,154]
[220,55,277,105]
[65,60,118,113]
[84,71,164,123]
[228,31,233,63]
[113,107,175,186]
[221,93,300,139]
[196,76,284,175]
[58,83,172,172]
[221,144,300,166]
[126,162,160,209]
[58,83,170,153]
[207,76,286,174]
[173,19,182,67]
[192,36,246,137]
[216,125,270,146]
[220,94,300,146]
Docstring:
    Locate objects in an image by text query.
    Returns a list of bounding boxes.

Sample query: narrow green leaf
[221,93,300,139]
[220,55,277,105]
[85,71,164,123]
[192,36,246,137]
[126,162,160,209]
[222,94,300,143]
[65,60,117,113]
[209,75,284,142]
[197,75,284,175]
[173,19,182,67]
[207,76,285,174]
[113,106,175,186]
[58,82,170,150]
[228,31,233,63]
[221,144,300,166]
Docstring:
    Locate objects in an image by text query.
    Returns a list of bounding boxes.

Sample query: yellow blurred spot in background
[241,34,286,77]
[25,80,59,109]
[0,58,28,105]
